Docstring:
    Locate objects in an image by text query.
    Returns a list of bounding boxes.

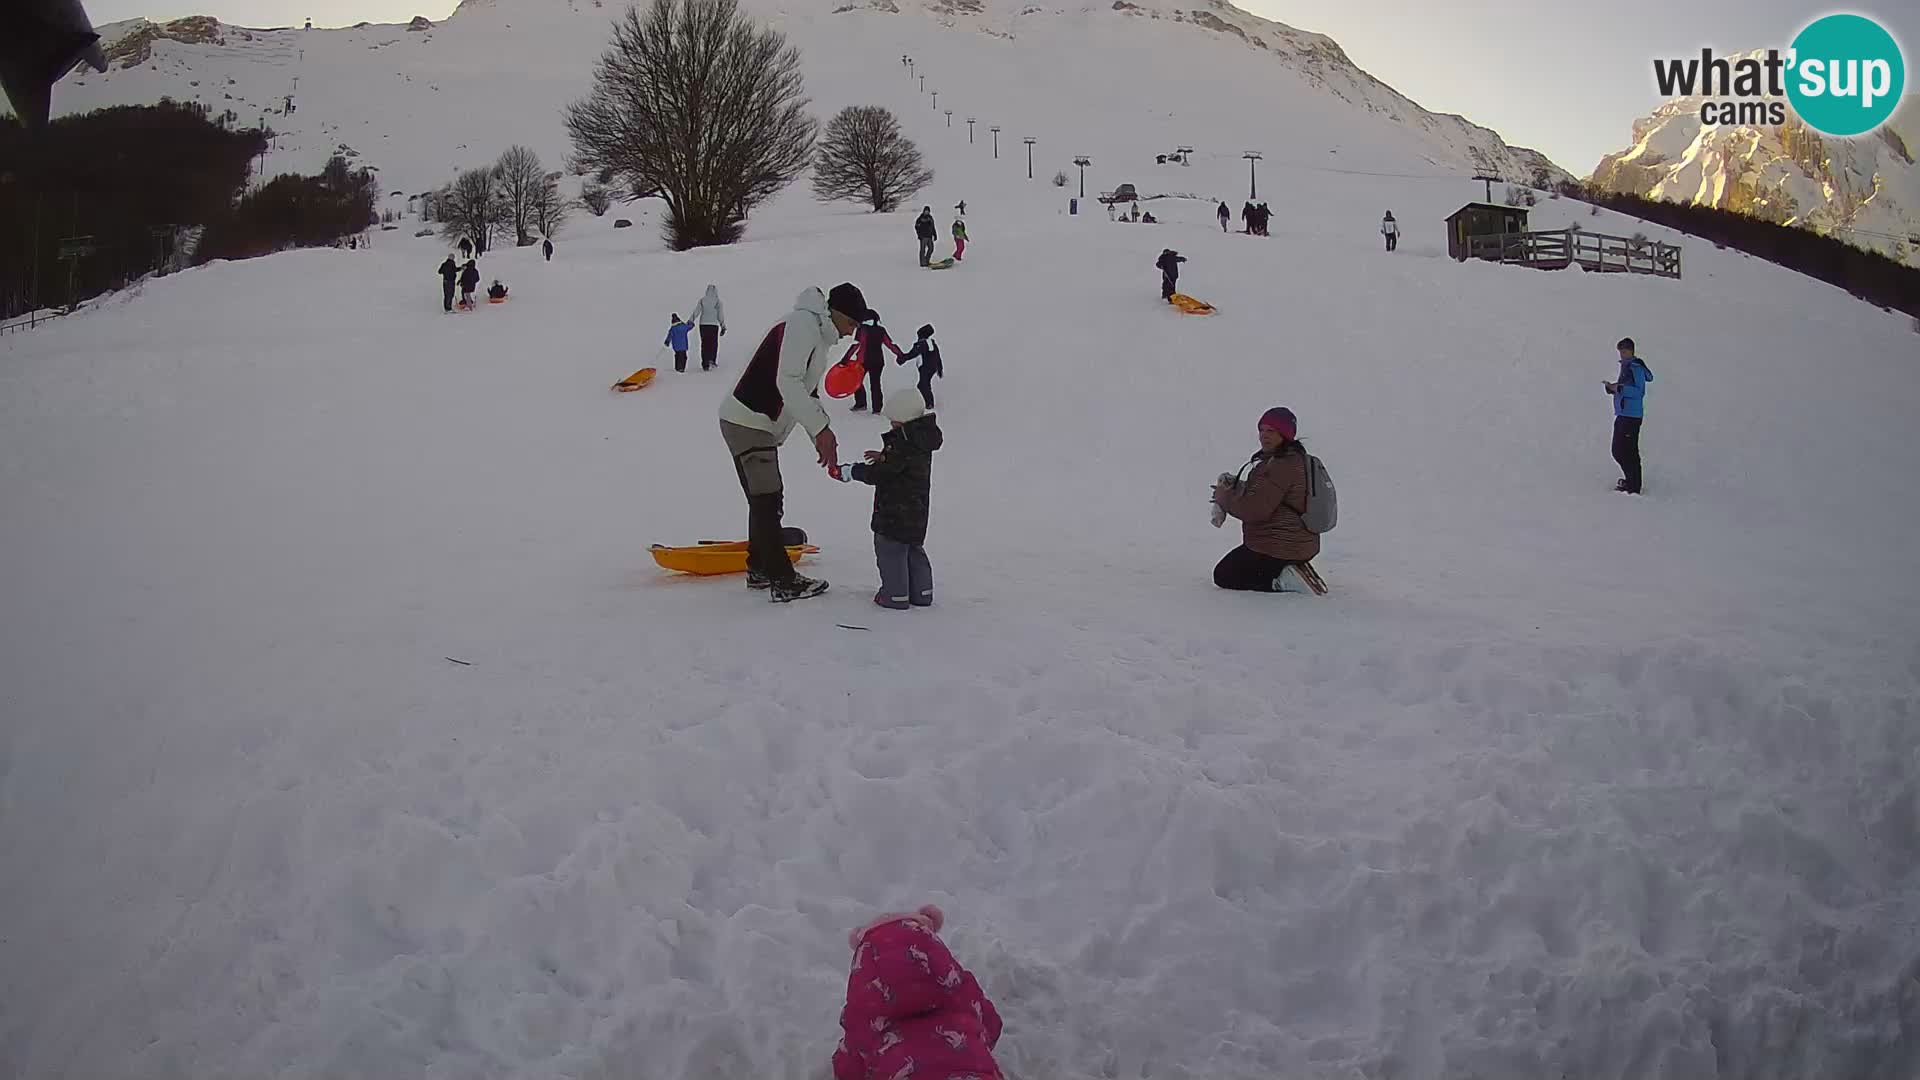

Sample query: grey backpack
[1300,450,1337,534]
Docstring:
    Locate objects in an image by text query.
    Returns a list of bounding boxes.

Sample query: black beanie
[827,282,869,322]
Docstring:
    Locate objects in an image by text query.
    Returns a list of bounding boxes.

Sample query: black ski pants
[1213,545,1297,592]
[852,364,884,413]
[442,280,455,311]
[699,325,720,370]
[1612,416,1644,493]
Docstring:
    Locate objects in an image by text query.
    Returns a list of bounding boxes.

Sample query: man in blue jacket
[1605,336,1653,493]
[665,314,696,373]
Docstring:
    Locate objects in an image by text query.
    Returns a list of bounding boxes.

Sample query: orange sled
[650,540,818,575]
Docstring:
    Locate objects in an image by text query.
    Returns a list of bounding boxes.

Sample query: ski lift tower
[1243,150,1263,200]
[1072,156,1091,198]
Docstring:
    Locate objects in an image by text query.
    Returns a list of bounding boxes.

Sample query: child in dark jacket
[896,323,942,408]
[832,905,1004,1080]
[665,314,696,372]
[845,393,942,609]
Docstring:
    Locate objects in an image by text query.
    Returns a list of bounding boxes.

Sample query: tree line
[1557,180,1920,320]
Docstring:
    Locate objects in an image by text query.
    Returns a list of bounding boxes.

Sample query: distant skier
[458,258,480,308]
[914,207,938,267]
[543,237,554,261]
[1211,406,1321,593]
[955,199,966,216]
[1242,201,1254,233]
[1604,336,1653,494]
[1253,203,1271,237]
[845,393,943,610]
[1156,248,1186,302]
[718,283,868,603]
[1217,201,1230,232]
[845,312,904,414]
[897,322,942,409]
[458,236,474,260]
[437,254,459,312]
[1381,211,1399,252]
[951,216,968,260]
[690,284,728,371]
[665,313,696,372]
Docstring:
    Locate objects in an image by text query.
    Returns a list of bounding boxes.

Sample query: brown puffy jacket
[1220,446,1321,562]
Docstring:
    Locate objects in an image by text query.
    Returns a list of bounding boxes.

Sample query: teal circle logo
[1786,14,1905,136]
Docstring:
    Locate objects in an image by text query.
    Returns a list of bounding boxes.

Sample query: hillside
[1592,85,1919,268]
[38,0,1569,204]
[4,3,1918,1079]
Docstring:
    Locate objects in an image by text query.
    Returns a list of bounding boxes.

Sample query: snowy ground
[7,7,1920,1080]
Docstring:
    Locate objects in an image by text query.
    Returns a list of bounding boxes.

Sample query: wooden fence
[1466,229,1682,279]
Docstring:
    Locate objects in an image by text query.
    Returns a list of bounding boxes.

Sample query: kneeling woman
[1212,406,1319,592]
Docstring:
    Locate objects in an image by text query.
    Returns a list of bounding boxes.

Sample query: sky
[78,0,1919,175]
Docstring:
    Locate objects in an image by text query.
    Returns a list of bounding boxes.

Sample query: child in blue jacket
[665,314,696,373]
[1605,336,1654,493]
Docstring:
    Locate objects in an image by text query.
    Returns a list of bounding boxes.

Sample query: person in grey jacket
[690,284,728,370]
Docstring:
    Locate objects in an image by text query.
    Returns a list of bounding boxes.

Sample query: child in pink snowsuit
[832,905,1004,1080]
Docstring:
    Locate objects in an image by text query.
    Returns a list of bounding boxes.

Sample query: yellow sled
[1169,292,1216,315]
[612,367,658,392]
[650,540,818,575]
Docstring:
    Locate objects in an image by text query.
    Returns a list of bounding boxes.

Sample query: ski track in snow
[6,3,1920,1079]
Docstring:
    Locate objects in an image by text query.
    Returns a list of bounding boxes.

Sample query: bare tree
[565,0,816,249]
[532,173,570,238]
[440,168,506,254]
[811,105,933,213]
[494,145,547,246]
[582,181,613,216]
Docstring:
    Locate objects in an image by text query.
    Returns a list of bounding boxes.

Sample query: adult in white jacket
[719,283,867,602]
[690,284,727,371]
[1381,211,1399,252]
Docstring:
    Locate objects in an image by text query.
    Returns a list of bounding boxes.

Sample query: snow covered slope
[1592,83,1920,267]
[40,0,1568,204]
[3,43,1918,1075]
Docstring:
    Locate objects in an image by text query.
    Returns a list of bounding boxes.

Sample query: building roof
[1446,202,1530,220]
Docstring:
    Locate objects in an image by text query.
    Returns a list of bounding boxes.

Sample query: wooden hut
[1446,203,1531,261]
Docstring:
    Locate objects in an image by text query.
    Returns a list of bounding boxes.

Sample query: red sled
[824,356,866,399]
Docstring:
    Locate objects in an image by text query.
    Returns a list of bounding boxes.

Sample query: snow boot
[746,569,772,590]
[771,574,829,603]
[874,591,911,610]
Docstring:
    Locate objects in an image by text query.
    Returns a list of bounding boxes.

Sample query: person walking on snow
[955,199,966,216]
[437,254,459,312]
[841,392,943,609]
[690,284,728,370]
[1156,248,1186,302]
[951,216,968,260]
[664,313,696,372]
[458,236,474,260]
[845,312,905,414]
[1605,336,1653,493]
[831,906,1003,1080]
[897,323,942,409]
[1211,407,1321,592]
[1381,211,1399,252]
[719,283,867,602]
[914,206,938,267]
[458,258,480,309]
[1218,201,1231,232]
[543,237,554,261]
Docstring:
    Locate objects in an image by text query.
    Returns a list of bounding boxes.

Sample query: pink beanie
[1258,407,1297,440]
[848,904,945,950]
